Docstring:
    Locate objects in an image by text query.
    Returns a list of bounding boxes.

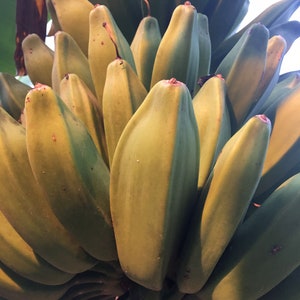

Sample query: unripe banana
[150,2,200,94]
[25,84,117,261]
[177,115,271,293]
[22,33,54,86]
[192,75,231,190]
[102,57,147,167]
[130,12,162,90]
[110,78,199,291]
[88,4,136,107]
[46,0,93,56]
[198,172,300,300]
[59,73,109,166]
[0,210,74,285]
[52,31,95,96]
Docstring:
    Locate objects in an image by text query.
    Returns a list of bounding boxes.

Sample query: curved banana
[45,0,93,56]
[0,72,31,120]
[150,2,200,94]
[22,33,54,86]
[177,115,271,294]
[102,57,147,167]
[59,73,109,166]
[192,75,231,190]
[110,78,199,291]
[130,11,162,91]
[0,210,74,285]
[198,172,300,300]
[88,4,136,108]
[0,107,98,274]
[25,84,117,261]
[52,31,95,96]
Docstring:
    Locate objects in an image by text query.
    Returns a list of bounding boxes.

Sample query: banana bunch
[0,0,300,299]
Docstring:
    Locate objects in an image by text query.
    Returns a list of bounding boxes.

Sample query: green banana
[192,75,231,190]
[46,0,93,56]
[150,2,200,94]
[217,23,269,131]
[0,106,98,273]
[52,31,95,96]
[110,78,199,291]
[22,33,54,86]
[0,210,74,285]
[130,10,162,91]
[59,73,109,165]
[25,84,117,261]
[102,57,147,167]
[176,114,271,294]
[198,172,300,300]
[88,4,136,108]
[0,72,31,120]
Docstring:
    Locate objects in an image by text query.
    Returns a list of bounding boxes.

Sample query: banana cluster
[0,0,300,299]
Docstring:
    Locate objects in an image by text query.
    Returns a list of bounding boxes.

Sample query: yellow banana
[0,210,74,285]
[22,33,54,86]
[130,7,162,90]
[110,78,199,291]
[46,0,93,56]
[102,57,147,167]
[52,31,95,96]
[192,75,231,191]
[0,106,98,274]
[25,84,117,261]
[198,172,300,300]
[150,2,200,94]
[0,72,31,120]
[88,4,136,107]
[177,115,271,294]
[59,73,109,166]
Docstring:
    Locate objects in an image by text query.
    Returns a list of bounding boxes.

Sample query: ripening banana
[22,33,54,86]
[59,73,109,166]
[150,2,200,94]
[88,4,136,108]
[46,0,93,56]
[52,31,95,96]
[102,57,147,167]
[130,8,162,91]
[198,172,300,300]
[0,72,31,120]
[0,106,98,274]
[110,78,199,291]
[192,75,231,190]
[177,114,271,294]
[25,84,117,261]
[0,210,74,285]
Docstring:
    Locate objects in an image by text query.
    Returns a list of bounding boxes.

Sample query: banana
[110,78,199,291]
[217,23,269,131]
[176,114,271,294]
[88,4,136,108]
[52,31,95,96]
[0,72,31,120]
[0,106,98,273]
[150,2,200,94]
[249,83,300,210]
[0,210,74,285]
[25,84,117,261]
[22,33,54,86]
[192,75,231,190]
[59,73,109,165]
[211,0,300,72]
[102,57,147,167]
[130,8,162,91]
[45,0,93,56]
[198,172,300,300]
